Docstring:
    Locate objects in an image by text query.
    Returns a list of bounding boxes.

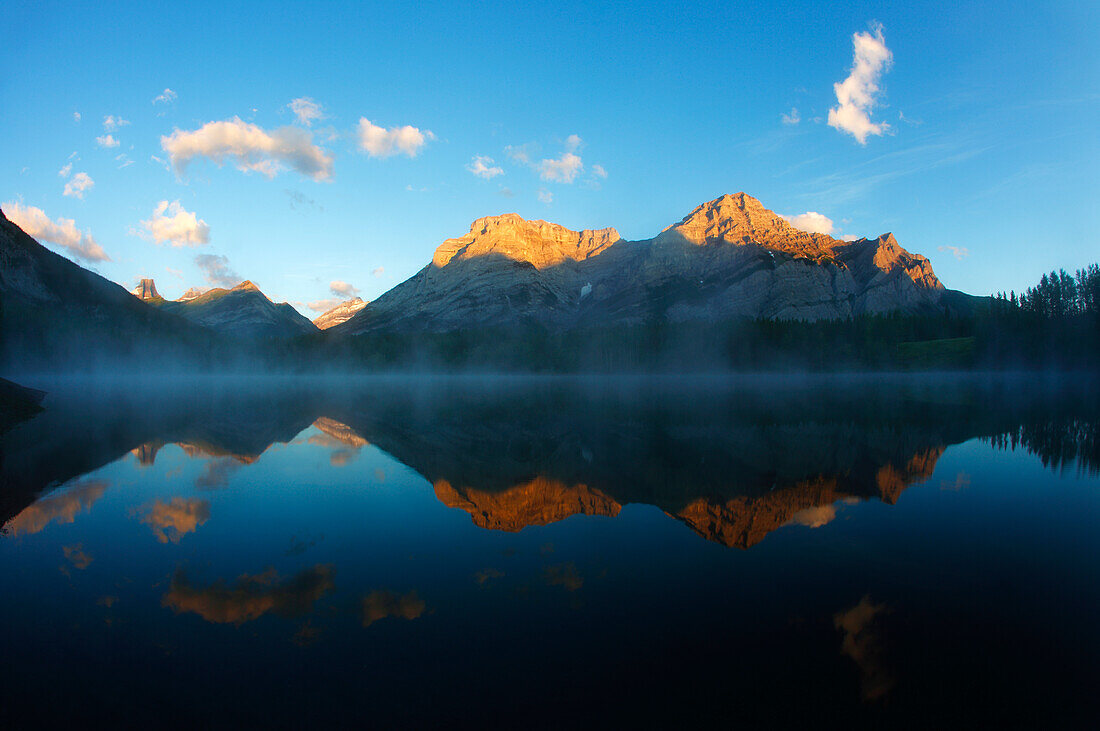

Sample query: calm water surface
[1,375,1098,727]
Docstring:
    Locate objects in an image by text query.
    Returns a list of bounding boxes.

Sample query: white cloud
[103,115,130,132]
[63,172,95,199]
[73,112,81,123]
[467,155,503,179]
[153,88,178,105]
[356,118,432,158]
[329,280,359,297]
[141,200,211,246]
[938,245,969,260]
[3,201,110,262]
[537,188,553,204]
[372,267,384,277]
[289,97,324,126]
[828,24,893,144]
[58,163,72,178]
[96,134,120,148]
[564,134,582,153]
[161,117,334,180]
[194,254,239,288]
[840,234,859,242]
[308,298,341,312]
[781,211,835,235]
[504,143,537,165]
[116,153,134,169]
[781,107,801,125]
[591,164,608,179]
[539,151,583,183]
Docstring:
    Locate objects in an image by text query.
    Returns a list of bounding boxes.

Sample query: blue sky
[3,0,1097,313]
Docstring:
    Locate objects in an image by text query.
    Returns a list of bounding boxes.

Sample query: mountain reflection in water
[1,375,1098,727]
[3,376,1097,548]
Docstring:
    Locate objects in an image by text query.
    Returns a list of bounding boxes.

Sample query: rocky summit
[334,193,957,335]
[313,297,368,330]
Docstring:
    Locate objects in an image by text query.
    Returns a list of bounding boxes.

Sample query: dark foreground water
[1,374,1098,727]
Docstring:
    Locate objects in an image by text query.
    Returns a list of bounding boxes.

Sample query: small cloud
[840,234,859,242]
[153,88,178,105]
[835,595,893,700]
[539,151,583,183]
[329,280,359,298]
[96,134,120,148]
[194,254,240,289]
[284,189,322,211]
[161,117,334,181]
[356,118,432,158]
[150,154,170,171]
[73,111,81,123]
[467,155,504,179]
[504,142,538,165]
[163,565,335,625]
[361,589,427,627]
[537,188,553,204]
[166,266,183,279]
[2,479,108,536]
[62,543,94,570]
[591,164,607,179]
[288,97,325,126]
[307,298,341,312]
[62,172,95,199]
[781,211,835,235]
[544,562,583,591]
[103,115,130,132]
[58,163,72,178]
[781,107,801,125]
[116,153,134,169]
[140,200,210,246]
[474,568,504,585]
[2,201,110,262]
[938,245,969,260]
[790,504,837,528]
[828,23,893,144]
[135,497,211,543]
[372,267,384,277]
[496,187,514,198]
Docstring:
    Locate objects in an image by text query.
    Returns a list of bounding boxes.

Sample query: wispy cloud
[140,200,210,246]
[289,97,325,126]
[3,201,109,262]
[356,118,432,158]
[161,117,334,180]
[467,155,504,179]
[96,134,120,148]
[153,88,178,106]
[938,245,969,260]
[62,171,95,199]
[537,188,553,204]
[828,24,893,144]
[103,115,130,132]
[194,253,240,288]
[781,107,801,125]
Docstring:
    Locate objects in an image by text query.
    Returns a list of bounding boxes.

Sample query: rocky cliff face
[334,193,951,335]
[313,297,367,330]
[131,278,161,300]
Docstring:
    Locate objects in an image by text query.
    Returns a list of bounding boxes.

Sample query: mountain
[334,193,959,335]
[131,278,161,300]
[145,280,318,338]
[313,297,367,330]
[0,207,211,369]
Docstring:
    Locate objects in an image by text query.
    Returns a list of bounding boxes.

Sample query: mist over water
[2,374,1099,726]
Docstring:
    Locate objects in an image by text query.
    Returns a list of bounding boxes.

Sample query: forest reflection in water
[1,374,1098,727]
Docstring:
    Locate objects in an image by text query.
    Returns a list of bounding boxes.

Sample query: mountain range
[0,193,982,368]
[334,192,969,335]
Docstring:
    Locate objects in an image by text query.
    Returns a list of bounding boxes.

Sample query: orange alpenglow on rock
[130,278,161,300]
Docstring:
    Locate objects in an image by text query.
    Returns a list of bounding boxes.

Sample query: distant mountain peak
[233,280,260,292]
[131,278,161,300]
[313,297,368,330]
[432,213,620,270]
[178,286,208,302]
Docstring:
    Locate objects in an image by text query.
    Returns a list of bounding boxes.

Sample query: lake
[1,374,1098,727]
